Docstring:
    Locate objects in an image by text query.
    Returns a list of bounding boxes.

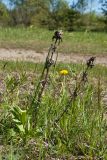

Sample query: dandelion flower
[60,69,68,75]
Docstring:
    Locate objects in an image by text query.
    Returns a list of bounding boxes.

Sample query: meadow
[0,28,107,159]
[0,59,107,159]
[0,27,107,55]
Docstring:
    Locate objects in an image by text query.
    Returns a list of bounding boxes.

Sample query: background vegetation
[0,0,107,31]
[0,27,107,55]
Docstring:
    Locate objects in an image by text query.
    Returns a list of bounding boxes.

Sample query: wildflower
[60,69,68,75]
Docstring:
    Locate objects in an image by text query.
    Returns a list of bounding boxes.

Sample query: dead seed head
[87,57,96,68]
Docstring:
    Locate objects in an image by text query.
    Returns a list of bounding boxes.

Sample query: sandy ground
[0,48,107,66]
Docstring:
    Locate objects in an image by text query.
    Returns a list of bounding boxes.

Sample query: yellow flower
[60,69,68,75]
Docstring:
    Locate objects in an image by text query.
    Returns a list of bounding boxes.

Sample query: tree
[0,1,10,26]
[9,0,34,26]
[101,0,107,22]
[63,8,81,31]
[9,0,50,26]
[76,0,88,14]
[2,0,97,31]
[31,0,70,29]
[46,0,69,29]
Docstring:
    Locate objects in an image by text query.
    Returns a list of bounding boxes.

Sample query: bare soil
[0,48,107,66]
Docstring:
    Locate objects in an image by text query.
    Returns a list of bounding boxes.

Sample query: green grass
[0,60,107,79]
[0,60,107,159]
[0,27,107,55]
[0,26,107,159]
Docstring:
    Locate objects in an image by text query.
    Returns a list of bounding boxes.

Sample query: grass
[0,27,107,55]
[0,60,107,79]
[0,27,107,159]
[0,60,107,159]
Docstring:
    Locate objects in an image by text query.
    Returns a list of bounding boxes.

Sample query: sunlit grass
[0,60,107,78]
[0,27,107,55]
[0,60,107,159]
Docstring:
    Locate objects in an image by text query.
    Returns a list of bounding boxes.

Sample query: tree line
[0,0,107,31]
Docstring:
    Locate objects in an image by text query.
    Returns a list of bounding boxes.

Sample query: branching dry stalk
[31,31,63,122]
[54,57,96,123]
[31,31,96,127]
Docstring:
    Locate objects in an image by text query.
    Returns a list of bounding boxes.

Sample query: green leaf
[21,110,27,125]
[16,124,25,133]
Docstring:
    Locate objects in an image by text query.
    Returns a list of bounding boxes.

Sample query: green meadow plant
[0,32,106,159]
[11,105,31,143]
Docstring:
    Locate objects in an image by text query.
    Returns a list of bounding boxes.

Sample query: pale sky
[67,0,101,13]
[2,0,102,13]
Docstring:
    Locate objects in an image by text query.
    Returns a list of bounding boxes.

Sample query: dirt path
[0,48,107,106]
[0,48,107,66]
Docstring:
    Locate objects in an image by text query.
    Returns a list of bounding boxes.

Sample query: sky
[2,0,102,13]
[67,0,101,13]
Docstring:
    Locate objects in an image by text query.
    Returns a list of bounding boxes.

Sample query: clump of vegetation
[0,0,107,31]
[0,27,107,55]
[0,32,107,159]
